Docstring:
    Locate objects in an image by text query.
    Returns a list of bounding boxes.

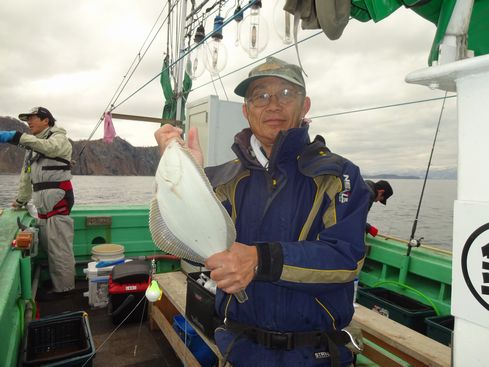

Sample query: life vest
[25,130,74,219]
[33,180,74,219]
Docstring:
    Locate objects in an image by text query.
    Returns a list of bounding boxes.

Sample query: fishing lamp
[204,15,228,75]
[233,5,244,47]
[186,24,206,79]
[239,0,269,58]
[273,1,292,45]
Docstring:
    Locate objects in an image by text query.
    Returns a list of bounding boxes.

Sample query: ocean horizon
[0,174,455,251]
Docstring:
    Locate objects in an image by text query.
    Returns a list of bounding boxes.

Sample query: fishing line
[407,90,449,256]
[80,294,148,367]
[133,297,149,357]
[218,74,229,101]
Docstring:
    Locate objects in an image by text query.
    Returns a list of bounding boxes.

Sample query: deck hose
[373,280,441,316]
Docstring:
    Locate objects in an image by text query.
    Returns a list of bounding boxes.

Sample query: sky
[0,1,458,177]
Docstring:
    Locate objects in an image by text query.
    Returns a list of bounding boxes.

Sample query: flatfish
[149,138,247,302]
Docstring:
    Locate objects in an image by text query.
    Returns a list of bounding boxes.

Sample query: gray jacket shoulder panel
[205,159,246,188]
[298,137,348,178]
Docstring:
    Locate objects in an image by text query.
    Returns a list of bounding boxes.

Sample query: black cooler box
[108,260,150,325]
[185,271,222,339]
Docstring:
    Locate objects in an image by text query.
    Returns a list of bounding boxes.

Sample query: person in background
[364,179,393,236]
[154,57,371,367]
[0,107,75,300]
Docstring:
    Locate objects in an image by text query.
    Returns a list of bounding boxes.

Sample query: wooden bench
[150,271,451,367]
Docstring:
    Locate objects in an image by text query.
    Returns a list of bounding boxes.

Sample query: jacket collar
[232,126,311,171]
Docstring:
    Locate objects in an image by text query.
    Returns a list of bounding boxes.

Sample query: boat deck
[36,279,183,367]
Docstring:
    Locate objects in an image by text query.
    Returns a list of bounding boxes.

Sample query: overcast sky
[0,1,457,176]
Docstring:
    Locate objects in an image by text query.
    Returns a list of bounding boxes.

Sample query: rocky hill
[0,117,160,175]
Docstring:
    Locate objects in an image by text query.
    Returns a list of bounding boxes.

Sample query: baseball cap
[234,56,306,97]
[375,180,393,205]
[18,107,56,125]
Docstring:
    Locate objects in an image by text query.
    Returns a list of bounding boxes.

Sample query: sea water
[0,175,455,250]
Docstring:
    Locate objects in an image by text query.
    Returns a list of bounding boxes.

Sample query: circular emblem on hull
[461,223,489,311]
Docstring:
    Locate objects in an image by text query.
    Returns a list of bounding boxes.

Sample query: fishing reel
[406,237,423,256]
[409,237,423,248]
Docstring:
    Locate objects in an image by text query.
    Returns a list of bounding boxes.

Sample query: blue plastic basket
[173,315,217,366]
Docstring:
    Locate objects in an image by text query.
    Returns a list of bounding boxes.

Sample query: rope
[407,91,449,256]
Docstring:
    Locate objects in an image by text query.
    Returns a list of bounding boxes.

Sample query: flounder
[149,138,247,302]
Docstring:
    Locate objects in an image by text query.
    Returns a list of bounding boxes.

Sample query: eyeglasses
[247,88,304,107]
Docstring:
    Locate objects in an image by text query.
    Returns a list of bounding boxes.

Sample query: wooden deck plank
[353,305,451,367]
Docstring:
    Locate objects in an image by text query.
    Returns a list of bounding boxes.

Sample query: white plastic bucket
[91,244,125,262]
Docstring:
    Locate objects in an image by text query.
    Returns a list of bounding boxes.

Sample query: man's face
[242,77,311,151]
[375,189,385,203]
[27,115,50,135]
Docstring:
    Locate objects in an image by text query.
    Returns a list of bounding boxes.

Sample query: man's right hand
[0,131,16,143]
[12,200,24,210]
[154,124,203,166]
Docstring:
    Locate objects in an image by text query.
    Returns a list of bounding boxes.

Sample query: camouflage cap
[234,56,306,97]
[18,107,56,126]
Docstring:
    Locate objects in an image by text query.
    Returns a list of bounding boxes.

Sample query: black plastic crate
[357,287,436,334]
[23,311,95,367]
[185,271,222,340]
[425,315,454,346]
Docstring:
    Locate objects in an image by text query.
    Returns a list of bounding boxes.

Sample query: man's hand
[12,200,24,210]
[0,131,16,143]
[154,124,203,166]
[205,243,258,295]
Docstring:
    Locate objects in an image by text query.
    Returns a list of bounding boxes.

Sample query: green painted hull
[0,205,452,367]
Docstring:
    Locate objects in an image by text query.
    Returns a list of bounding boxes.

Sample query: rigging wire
[309,95,456,121]
[109,0,256,111]
[189,30,323,93]
[407,91,449,256]
[79,1,173,155]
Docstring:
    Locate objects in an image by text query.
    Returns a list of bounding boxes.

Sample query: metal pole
[175,0,188,124]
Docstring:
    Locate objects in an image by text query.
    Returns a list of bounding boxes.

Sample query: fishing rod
[406,91,449,256]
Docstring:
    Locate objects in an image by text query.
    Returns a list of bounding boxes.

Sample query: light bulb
[204,38,228,75]
[204,16,228,75]
[273,1,292,45]
[233,5,244,47]
[185,24,206,79]
[239,2,269,58]
[145,280,162,302]
[186,48,206,79]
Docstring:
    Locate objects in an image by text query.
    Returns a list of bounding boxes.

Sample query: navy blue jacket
[206,126,370,363]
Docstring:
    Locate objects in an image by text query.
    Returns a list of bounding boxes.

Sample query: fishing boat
[1,0,488,366]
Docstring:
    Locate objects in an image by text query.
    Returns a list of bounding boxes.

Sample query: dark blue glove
[0,131,16,143]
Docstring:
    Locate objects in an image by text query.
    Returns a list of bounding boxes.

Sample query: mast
[407,1,489,365]
[175,0,188,123]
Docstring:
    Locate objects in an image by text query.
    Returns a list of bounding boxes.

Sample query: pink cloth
[103,112,117,143]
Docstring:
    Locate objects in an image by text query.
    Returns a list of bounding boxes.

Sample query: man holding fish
[155,57,371,367]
